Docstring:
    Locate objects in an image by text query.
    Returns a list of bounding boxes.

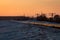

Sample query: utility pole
[51,13,56,17]
[36,13,39,17]
[23,13,25,17]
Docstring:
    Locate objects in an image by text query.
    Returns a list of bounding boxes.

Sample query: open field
[0,20,60,40]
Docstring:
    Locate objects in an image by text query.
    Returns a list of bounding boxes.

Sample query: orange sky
[0,0,60,17]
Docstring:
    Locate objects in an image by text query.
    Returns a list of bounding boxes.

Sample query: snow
[0,20,60,40]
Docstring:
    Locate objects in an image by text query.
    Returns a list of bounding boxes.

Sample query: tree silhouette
[36,14,48,21]
[53,15,60,23]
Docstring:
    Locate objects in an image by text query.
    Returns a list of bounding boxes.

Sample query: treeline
[0,16,32,21]
[36,13,60,23]
[0,13,60,23]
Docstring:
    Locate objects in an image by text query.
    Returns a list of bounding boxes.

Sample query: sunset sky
[0,0,60,17]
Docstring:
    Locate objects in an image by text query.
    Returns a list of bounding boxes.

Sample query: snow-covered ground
[0,20,60,40]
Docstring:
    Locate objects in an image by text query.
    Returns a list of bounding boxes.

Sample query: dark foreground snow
[0,20,60,40]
